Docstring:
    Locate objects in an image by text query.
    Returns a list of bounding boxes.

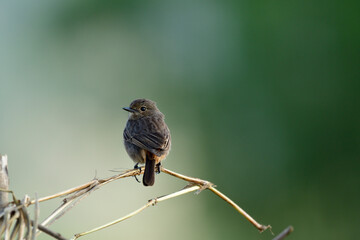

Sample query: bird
[123,99,171,186]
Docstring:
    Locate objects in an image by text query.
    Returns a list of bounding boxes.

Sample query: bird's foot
[133,163,142,183]
[155,162,162,174]
[134,163,141,171]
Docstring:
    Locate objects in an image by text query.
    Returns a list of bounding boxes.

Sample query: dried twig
[72,185,200,239]
[29,168,142,206]
[31,221,68,240]
[37,168,143,230]
[209,186,270,232]
[0,154,68,240]
[273,226,293,240]
[32,193,39,240]
[1,152,279,240]
[3,207,10,240]
[161,167,271,232]
[70,167,270,239]
[20,196,32,240]
[0,155,9,211]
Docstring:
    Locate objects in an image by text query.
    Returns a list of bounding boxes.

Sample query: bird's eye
[140,106,146,111]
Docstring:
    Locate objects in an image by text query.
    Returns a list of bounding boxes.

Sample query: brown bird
[123,99,171,186]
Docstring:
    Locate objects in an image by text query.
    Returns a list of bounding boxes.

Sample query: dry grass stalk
[1,153,293,239]
[69,166,271,239]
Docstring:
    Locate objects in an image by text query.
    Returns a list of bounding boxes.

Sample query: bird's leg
[155,162,161,174]
[133,163,141,183]
[134,163,140,170]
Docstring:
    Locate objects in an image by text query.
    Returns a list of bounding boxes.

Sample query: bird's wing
[124,128,170,157]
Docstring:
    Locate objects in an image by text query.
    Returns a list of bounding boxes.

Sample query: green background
[1,1,359,239]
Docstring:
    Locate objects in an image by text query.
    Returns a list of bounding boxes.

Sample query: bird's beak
[123,107,138,113]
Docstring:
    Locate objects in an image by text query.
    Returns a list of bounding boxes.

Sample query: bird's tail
[143,153,155,186]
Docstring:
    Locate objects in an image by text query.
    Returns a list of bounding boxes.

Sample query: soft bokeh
[0,1,359,239]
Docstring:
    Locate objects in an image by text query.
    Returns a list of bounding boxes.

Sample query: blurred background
[0,0,359,239]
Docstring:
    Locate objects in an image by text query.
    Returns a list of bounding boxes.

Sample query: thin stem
[272,226,293,240]
[40,198,76,227]
[30,182,95,205]
[31,221,68,240]
[31,193,39,240]
[209,186,270,232]
[73,185,200,239]
[33,169,142,231]
[29,168,142,205]
[160,167,211,187]
[73,203,149,239]
[3,165,273,239]
[0,155,9,211]
[156,185,200,202]
[161,167,271,232]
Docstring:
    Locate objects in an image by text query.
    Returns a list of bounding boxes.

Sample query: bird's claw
[155,162,161,174]
[133,163,142,183]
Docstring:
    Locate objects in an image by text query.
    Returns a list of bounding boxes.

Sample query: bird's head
[123,99,161,119]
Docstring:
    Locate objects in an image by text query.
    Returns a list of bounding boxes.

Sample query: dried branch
[3,206,10,240]
[1,153,280,240]
[36,168,143,229]
[161,167,271,232]
[209,186,270,232]
[73,185,200,239]
[0,154,9,211]
[272,226,293,240]
[32,193,39,240]
[0,154,68,240]
[70,166,270,239]
[19,196,32,240]
[29,168,142,206]
[31,221,68,240]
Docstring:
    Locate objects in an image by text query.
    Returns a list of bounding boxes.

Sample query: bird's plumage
[123,99,171,186]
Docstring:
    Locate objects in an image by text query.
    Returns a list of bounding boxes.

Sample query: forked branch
[71,167,271,239]
[1,154,291,240]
